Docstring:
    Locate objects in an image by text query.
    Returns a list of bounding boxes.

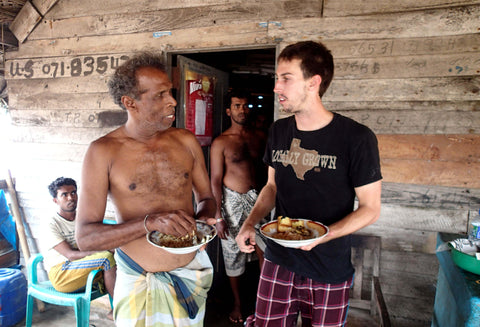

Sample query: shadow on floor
[205,260,261,326]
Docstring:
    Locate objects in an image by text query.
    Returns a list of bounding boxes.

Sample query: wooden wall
[4,0,480,326]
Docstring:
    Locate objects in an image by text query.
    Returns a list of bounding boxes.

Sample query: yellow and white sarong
[113,248,213,327]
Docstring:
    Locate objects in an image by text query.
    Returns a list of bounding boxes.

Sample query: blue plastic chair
[25,253,112,327]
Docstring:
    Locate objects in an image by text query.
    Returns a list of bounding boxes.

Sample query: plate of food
[260,216,329,248]
[147,220,217,254]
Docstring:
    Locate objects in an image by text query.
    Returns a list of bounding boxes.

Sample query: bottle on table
[467,209,480,245]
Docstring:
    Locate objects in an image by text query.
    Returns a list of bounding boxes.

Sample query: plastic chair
[25,253,112,327]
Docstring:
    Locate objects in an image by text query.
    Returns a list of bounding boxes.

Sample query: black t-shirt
[263,113,382,283]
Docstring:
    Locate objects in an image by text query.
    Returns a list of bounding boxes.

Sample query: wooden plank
[342,109,480,134]
[9,101,478,134]
[6,7,480,60]
[359,225,440,253]
[323,76,480,102]
[381,269,436,300]
[6,21,269,59]
[323,100,480,112]
[45,0,235,18]
[381,158,480,188]
[380,270,436,323]
[378,135,480,162]
[6,50,480,80]
[8,160,83,188]
[9,33,480,63]
[382,182,480,210]
[29,1,322,40]
[376,204,467,233]
[381,250,439,277]
[32,0,60,15]
[8,126,116,144]
[2,142,87,162]
[384,290,435,323]
[9,92,116,110]
[268,5,480,41]
[9,106,479,135]
[325,33,480,58]
[333,52,480,79]
[324,0,480,17]
[7,75,110,94]
[7,76,479,109]
[5,53,131,79]
[9,109,127,128]
[9,1,42,43]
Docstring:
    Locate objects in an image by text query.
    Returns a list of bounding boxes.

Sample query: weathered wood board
[7,52,480,80]
[270,6,480,41]
[4,1,480,326]
[324,0,480,16]
[30,1,323,40]
[9,1,42,43]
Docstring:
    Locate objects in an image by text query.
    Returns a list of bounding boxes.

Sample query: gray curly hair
[108,52,167,110]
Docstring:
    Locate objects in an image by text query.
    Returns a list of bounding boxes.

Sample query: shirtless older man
[210,89,268,323]
[76,52,216,327]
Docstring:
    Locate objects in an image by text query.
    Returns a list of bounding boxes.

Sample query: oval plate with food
[260,218,328,248]
[147,221,217,254]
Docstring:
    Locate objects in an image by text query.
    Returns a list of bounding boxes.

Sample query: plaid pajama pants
[246,258,352,327]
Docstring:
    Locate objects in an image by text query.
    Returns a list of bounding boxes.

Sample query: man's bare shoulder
[88,127,124,149]
[167,127,199,147]
[211,130,233,146]
[166,127,194,138]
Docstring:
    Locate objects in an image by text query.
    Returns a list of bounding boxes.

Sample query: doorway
[168,48,276,322]
[169,47,276,139]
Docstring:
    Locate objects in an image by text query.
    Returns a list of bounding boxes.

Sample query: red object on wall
[185,78,214,146]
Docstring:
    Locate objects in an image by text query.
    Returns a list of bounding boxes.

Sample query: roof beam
[10,1,41,43]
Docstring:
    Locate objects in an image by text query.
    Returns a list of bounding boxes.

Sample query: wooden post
[5,170,45,312]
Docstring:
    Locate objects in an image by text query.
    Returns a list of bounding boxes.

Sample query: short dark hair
[108,52,167,110]
[48,177,77,198]
[278,41,334,97]
[226,89,250,108]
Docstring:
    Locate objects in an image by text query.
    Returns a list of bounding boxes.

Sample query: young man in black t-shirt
[236,41,382,327]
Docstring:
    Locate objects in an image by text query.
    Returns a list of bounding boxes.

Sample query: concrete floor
[11,259,377,327]
[13,297,377,327]
[13,296,115,327]
[13,268,250,327]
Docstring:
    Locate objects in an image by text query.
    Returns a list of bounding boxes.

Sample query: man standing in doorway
[210,89,268,324]
[236,41,382,326]
[75,52,217,327]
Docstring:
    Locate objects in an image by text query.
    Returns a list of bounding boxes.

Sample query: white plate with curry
[147,221,217,254]
[260,218,329,248]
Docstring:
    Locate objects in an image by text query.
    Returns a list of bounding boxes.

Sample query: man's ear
[121,95,136,111]
[226,108,232,117]
[308,75,322,92]
[52,197,58,205]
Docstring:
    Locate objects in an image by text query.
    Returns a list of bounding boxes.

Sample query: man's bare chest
[110,145,193,196]
[225,139,262,164]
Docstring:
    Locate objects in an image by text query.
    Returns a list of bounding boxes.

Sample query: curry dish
[270,216,315,241]
[150,230,199,248]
